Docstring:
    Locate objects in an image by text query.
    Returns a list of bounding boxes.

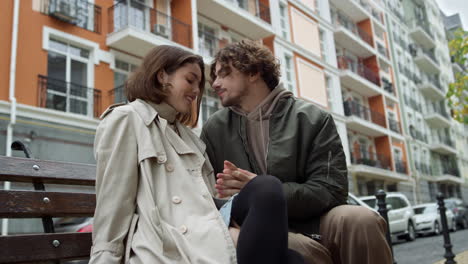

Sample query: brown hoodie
[230,84,293,174]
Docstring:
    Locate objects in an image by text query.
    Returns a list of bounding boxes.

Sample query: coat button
[179,225,188,234]
[157,156,166,163]
[172,196,182,204]
[165,163,174,172]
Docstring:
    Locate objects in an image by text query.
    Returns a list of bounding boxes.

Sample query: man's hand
[215,161,257,198]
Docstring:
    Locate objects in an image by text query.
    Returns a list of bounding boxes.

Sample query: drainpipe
[2,0,20,236]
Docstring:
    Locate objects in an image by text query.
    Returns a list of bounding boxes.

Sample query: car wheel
[434,221,441,235]
[405,221,416,241]
[462,218,468,230]
[451,219,457,232]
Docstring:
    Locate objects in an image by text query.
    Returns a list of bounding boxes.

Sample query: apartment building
[384,0,466,203]
[0,0,465,233]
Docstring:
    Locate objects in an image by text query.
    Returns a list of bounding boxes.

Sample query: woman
[90,45,303,264]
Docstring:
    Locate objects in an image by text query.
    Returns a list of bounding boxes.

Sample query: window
[325,75,332,109]
[198,23,217,58]
[46,38,92,116]
[284,54,296,94]
[200,88,222,125]
[113,59,138,103]
[319,29,326,62]
[279,3,290,40]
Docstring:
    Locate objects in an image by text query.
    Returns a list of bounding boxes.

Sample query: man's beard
[220,85,248,107]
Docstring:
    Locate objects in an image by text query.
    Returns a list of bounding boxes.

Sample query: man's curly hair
[210,40,281,90]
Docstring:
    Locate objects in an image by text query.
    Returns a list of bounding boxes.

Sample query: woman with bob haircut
[89,45,304,264]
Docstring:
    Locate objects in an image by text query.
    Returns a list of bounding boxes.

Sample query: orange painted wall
[171,0,193,48]
[363,55,379,79]
[357,19,373,48]
[374,135,392,169]
[393,140,408,174]
[368,94,386,128]
[0,1,14,102]
[263,35,275,53]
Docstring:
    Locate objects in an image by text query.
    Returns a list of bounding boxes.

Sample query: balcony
[197,0,273,39]
[198,30,234,61]
[377,43,389,60]
[424,103,451,128]
[451,56,465,74]
[418,73,445,100]
[329,0,370,22]
[107,1,192,57]
[351,149,392,170]
[388,118,401,134]
[337,56,382,96]
[37,75,101,118]
[410,45,440,74]
[348,148,410,180]
[408,19,435,49]
[381,77,395,96]
[443,166,460,177]
[430,135,457,155]
[395,160,407,174]
[343,100,387,136]
[332,10,374,58]
[40,0,101,33]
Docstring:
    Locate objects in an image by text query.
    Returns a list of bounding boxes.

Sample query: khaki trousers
[288,205,392,264]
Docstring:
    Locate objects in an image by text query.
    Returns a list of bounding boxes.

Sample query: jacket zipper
[327,150,331,179]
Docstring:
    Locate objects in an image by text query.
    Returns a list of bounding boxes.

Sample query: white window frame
[279,2,291,41]
[282,50,298,96]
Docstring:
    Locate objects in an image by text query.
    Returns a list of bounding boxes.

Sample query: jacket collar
[131,99,177,126]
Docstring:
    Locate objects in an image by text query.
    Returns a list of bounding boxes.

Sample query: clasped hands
[215,160,257,198]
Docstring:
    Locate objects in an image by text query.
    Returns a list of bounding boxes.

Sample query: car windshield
[362,198,376,208]
[414,205,437,215]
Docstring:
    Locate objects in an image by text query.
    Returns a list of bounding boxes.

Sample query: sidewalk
[434,250,468,264]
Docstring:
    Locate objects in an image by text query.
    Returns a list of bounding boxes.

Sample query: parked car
[413,203,456,236]
[360,193,416,241]
[53,217,93,233]
[444,198,468,229]
[348,193,376,211]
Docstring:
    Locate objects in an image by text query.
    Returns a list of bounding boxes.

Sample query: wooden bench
[0,155,96,263]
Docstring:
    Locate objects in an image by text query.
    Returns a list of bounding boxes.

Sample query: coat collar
[130,99,206,158]
[130,99,177,126]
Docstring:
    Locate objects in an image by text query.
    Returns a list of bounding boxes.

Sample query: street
[393,228,468,264]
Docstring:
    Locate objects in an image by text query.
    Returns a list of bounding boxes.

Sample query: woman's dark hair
[126,45,205,127]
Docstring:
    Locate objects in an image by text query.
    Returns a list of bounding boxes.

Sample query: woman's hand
[215,161,257,198]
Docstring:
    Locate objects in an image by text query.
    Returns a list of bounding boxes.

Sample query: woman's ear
[157,70,168,84]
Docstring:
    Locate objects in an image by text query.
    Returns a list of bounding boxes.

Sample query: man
[200,40,392,264]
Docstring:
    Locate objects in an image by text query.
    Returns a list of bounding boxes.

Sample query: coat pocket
[124,213,139,264]
[150,207,181,260]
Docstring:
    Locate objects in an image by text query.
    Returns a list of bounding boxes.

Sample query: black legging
[231,175,304,264]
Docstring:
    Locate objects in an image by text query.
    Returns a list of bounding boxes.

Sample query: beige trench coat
[89,99,237,264]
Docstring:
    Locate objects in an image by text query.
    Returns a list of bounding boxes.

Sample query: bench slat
[0,156,95,185]
[0,232,92,263]
[0,190,95,218]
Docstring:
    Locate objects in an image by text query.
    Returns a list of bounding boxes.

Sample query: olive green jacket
[201,96,348,235]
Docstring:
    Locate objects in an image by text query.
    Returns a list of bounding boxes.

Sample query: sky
[435,0,468,30]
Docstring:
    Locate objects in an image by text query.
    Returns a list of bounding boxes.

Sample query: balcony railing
[381,77,394,95]
[395,160,407,174]
[432,133,455,148]
[377,43,389,59]
[337,56,380,86]
[409,127,428,143]
[415,161,432,175]
[442,166,460,177]
[388,118,401,134]
[350,149,392,170]
[38,75,101,118]
[332,11,373,46]
[40,0,101,33]
[108,1,192,48]
[109,85,127,104]
[420,73,443,91]
[409,19,434,38]
[427,102,450,119]
[343,100,386,127]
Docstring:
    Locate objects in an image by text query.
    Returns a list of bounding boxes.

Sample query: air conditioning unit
[154,24,169,39]
[49,0,77,23]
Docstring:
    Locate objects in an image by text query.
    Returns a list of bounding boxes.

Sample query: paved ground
[393,228,468,264]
